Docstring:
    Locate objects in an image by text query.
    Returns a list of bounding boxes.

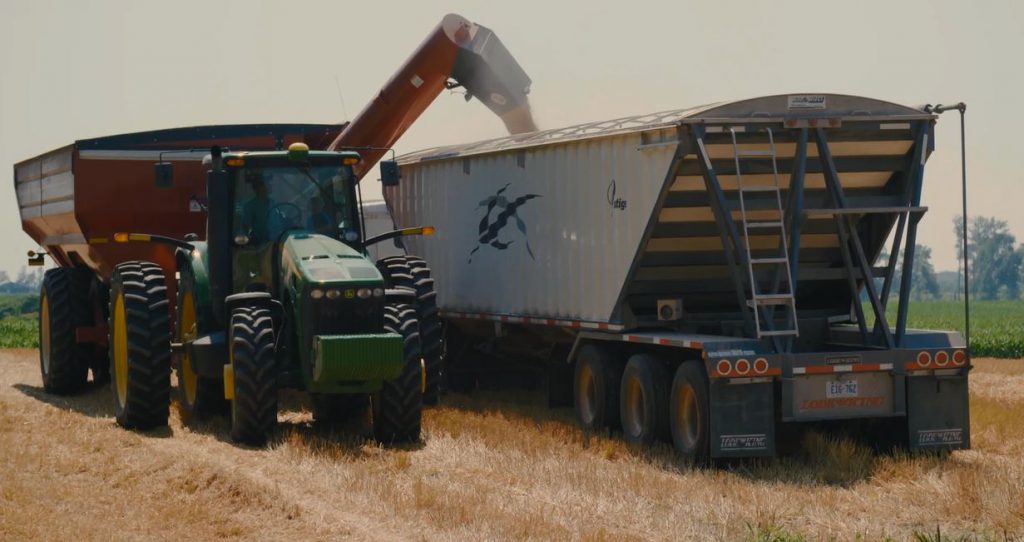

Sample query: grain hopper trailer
[383,94,969,458]
[16,13,534,443]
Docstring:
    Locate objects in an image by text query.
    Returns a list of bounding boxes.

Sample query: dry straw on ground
[0,350,1021,541]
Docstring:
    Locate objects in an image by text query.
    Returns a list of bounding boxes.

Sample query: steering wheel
[270,202,303,229]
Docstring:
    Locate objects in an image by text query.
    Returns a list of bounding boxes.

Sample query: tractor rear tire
[108,262,172,429]
[228,306,278,445]
[39,268,89,394]
[620,353,671,445]
[669,362,710,460]
[573,344,623,431]
[175,265,227,423]
[373,303,423,444]
[376,256,443,405]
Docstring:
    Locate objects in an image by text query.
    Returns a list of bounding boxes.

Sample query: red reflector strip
[793,363,894,375]
[437,310,624,332]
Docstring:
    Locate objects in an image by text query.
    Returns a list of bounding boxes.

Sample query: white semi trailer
[378,94,969,459]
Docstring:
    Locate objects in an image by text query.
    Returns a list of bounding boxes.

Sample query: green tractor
[107,143,438,445]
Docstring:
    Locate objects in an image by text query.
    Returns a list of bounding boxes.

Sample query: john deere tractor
[106,143,435,444]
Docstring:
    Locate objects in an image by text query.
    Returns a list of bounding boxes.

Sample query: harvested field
[0,350,1021,541]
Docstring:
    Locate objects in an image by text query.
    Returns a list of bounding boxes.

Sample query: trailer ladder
[729,127,799,339]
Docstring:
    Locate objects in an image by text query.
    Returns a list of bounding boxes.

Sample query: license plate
[826,379,858,398]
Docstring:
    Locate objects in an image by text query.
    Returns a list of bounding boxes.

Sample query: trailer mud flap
[710,379,775,458]
[907,374,970,451]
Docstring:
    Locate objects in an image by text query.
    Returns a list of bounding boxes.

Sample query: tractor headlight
[310,288,324,299]
[356,288,372,299]
[326,289,341,300]
[372,287,384,298]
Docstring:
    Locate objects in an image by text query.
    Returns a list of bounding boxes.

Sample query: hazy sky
[2,0,1021,277]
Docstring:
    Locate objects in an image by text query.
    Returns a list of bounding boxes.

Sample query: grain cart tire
[39,268,89,394]
[573,344,624,430]
[312,394,369,425]
[669,362,710,460]
[175,266,227,423]
[372,304,423,444]
[228,306,277,445]
[620,353,671,445]
[108,262,171,429]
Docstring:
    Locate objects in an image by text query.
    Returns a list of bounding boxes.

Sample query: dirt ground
[0,349,1021,541]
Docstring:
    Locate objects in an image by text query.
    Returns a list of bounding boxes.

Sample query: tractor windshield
[233,164,356,244]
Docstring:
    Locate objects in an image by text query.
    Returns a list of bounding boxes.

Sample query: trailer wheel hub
[674,383,700,451]
[622,375,646,437]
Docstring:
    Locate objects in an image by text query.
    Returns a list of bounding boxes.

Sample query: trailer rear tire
[574,344,623,431]
[109,262,171,429]
[39,268,89,395]
[669,361,710,460]
[229,306,278,445]
[372,304,423,444]
[620,353,670,445]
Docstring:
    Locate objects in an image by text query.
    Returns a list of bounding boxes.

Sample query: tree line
[881,215,1023,301]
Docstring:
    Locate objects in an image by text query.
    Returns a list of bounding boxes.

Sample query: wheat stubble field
[0,348,1022,541]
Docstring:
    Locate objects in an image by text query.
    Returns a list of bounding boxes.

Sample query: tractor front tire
[228,306,277,445]
[108,262,171,429]
[39,268,89,394]
[372,304,423,444]
[376,256,443,405]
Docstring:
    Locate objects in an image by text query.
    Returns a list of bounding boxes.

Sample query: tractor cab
[222,144,363,247]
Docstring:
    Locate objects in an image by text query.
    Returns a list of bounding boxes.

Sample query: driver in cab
[241,174,272,243]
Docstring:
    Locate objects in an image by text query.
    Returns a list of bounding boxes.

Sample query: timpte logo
[469,183,541,263]
[719,434,768,451]
[917,429,964,446]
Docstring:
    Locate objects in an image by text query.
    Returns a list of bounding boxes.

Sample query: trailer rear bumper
[709,347,970,456]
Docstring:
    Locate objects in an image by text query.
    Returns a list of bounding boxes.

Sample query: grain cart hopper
[384,94,970,458]
[16,12,534,443]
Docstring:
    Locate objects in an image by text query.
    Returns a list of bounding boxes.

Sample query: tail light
[917,351,932,367]
[935,351,950,367]
[952,350,966,366]
[735,358,751,375]
[716,359,732,376]
[753,358,769,374]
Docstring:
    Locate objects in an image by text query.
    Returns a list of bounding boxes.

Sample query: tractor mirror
[154,162,174,188]
[380,160,400,187]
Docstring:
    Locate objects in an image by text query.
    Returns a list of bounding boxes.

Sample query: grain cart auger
[326,12,535,404]
[107,145,434,444]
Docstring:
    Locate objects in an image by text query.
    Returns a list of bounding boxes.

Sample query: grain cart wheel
[372,304,423,444]
[312,394,369,425]
[108,262,171,429]
[669,362,710,460]
[228,306,277,445]
[175,266,226,423]
[39,268,88,394]
[573,344,624,430]
[620,353,671,445]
